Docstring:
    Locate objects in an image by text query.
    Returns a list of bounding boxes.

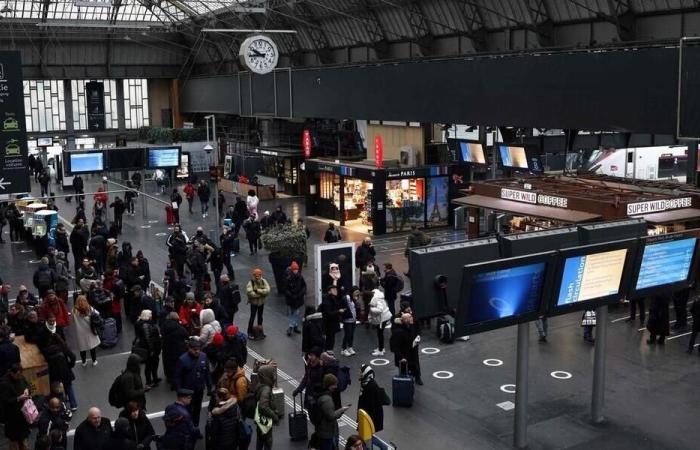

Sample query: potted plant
[261,224,307,294]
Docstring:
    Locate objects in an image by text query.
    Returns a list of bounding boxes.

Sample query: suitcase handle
[292,392,304,413]
[399,359,408,377]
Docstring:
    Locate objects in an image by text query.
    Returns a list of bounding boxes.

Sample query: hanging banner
[374,135,383,168]
[302,129,312,158]
[0,51,30,195]
[85,81,105,131]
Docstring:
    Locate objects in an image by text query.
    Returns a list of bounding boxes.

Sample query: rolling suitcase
[99,317,119,348]
[272,387,286,417]
[392,360,414,407]
[288,394,308,441]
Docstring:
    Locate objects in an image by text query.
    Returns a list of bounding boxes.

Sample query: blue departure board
[636,237,697,290]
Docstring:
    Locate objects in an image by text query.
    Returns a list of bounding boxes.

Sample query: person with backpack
[114,354,147,410]
[254,364,281,450]
[368,289,392,357]
[284,262,307,337]
[323,223,341,243]
[217,358,249,405]
[311,374,350,450]
[197,180,211,218]
[223,325,248,369]
[357,364,390,432]
[174,337,212,425]
[292,347,324,412]
[33,259,56,298]
[302,307,325,354]
[220,277,241,323]
[72,295,101,367]
[161,312,189,391]
[380,263,403,317]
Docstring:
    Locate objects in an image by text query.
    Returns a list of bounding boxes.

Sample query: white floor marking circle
[550,371,573,380]
[421,347,440,355]
[500,384,516,393]
[148,220,158,224]
[432,371,454,379]
[483,359,504,367]
[370,358,389,366]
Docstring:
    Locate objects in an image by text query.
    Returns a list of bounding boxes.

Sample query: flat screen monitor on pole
[629,233,698,298]
[455,252,555,336]
[147,147,181,168]
[499,145,529,169]
[458,141,486,165]
[67,151,104,174]
[105,147,145,170]
[549,239,637,316]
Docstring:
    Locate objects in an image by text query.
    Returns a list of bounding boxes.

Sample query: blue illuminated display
[70,152,103,173]
[465,262,546,324]
[148,148,180,168]
[636,238,696,290]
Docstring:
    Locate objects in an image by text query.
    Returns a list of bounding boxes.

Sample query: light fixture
[203,144,214,152]
[36,21,151,30]
[202,28,297,34]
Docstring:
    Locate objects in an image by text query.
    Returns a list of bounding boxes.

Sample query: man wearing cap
[284,261,307,336]
[246,268,270,338]
[223,325,247,369]
[174,337,212,425]
[314,374,350,450]
[162,389,201,450]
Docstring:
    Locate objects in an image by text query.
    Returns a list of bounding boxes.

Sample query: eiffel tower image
[429,185,442,222]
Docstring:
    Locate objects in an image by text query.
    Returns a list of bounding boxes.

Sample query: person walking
[368,288,392,357]
[0,202,7,244]
[73,407,113,450]
[243,214,262,255]
[174,337,212,425]
[125,181,137,216]
[672,288,690,330]
[183,180,196,214]
[245,268,270,338]
[161,312,189,390]
[380,263,403,318]
[0,363,32,450]
[39,168,51,197]
[135,310,162,388]
[109,197,126,234]
[284,261,307,336]
[357,364,389,432]
[208,388,241,450]
[647,294,670,345]
[199,308,222,347]
[170,188,183,224]
[72,295,100,367]
[197,180,211,218]
[120,354,147,409]
[246,189,259,218]
[341,286,360,357]
[254,364,281,450]
[102,417,137,450]
[118,401,155,448]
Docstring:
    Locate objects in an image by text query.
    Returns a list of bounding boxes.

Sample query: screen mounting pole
[514,322,529,449]
[591,305,608,423]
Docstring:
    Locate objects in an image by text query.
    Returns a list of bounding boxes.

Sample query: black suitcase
[288,394,308,441]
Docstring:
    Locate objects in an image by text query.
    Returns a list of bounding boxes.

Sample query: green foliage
[261,224,307,258]
[137,126,207,144]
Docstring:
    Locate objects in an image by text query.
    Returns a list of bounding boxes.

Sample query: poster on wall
[314,242,356,306]
[0,51,30,195]
[85,81,105,131]
[427,177,449,227]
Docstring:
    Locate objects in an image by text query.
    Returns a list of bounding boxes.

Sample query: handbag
[21,398,39,424]
[254,404,273,434]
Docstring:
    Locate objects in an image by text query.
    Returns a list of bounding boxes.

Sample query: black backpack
[437,316,455,344]
[108,372,126,408]
[36,270,52,289]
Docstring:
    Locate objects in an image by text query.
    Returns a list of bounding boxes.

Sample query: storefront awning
[453,195,602,223]
[634,208,700,224]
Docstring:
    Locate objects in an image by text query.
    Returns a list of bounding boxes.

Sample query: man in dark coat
[73,407,113,450]
[161,312,189,390]
[0,364,32,449]
[218,277,240,323]
[232,196,248,236]
[302,307,325,354]
[72,175,85,202]
[355,237,376,270]
[102,417,137,450]
[271,205,287,225]
[220,228,236,278]
[120,354,146,409]
[647,294,671,345]
[174,338,212,425]
[109,197,126,235]
[38,397,71,445]
[321,285,345,351]
[161,389,201,450]
[380,262,403,317]
[357,364,388,432]
[390,312,423,385]
[284,262,307,336]
[196,180,211,218]
[222,325,247,369]
[0,328,20,378]
[70,220,90,271]
[89,233,106,276]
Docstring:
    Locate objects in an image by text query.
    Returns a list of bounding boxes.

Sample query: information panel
[148,147,180,168]
[459,142,486,164]
[636,237,696,290]
[69,152,104,174]
[557,249,627,305]
[499,145,528,169]
[0,51,30,194]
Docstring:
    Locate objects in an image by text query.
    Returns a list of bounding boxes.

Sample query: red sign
[302,129,312,158]
[374,135,383,168]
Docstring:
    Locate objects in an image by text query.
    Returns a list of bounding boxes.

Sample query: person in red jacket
[38,290,70,337]
[183,181,195,214]
[178,292,202,332]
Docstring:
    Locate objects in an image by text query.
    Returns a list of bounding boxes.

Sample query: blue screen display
[148,148,179,168]
[556,249,628,306]
[70,152,103,173]
[499,145,511,167]
[465,262,546,324]
[636,238,696,290]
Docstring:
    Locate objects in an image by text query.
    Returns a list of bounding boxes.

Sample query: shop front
[305,159,455,235]
[225,143,305,196]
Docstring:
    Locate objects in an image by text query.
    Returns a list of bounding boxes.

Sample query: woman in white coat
[369,289,392,356]
[72,294,101,366]
[246,189,259,218]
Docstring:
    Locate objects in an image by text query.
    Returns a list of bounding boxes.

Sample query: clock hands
[249,48,265,58]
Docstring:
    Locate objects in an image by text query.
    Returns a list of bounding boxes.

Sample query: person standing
[208,388,241,450]
[118,401,155,448]
[271,205,287,225]
[233,196,248,235]
[647,294,670,345]
[102,417,137,450]
[72,175,85,203]
[626,297,646,325]
[183,180,196,214]
[0,363,32,450]
[161,389,201,450]
[161,312,189,390]
[39,169,51,197]
[174,338,212,425]
[124,181,137,216]
[672,288,690,330]
[245,268,270,338]
[355,237,376,273]
[72,295,100,367]
[6,203,22,242]
[73,407,113,450]
[135,310,162,389]
[0,202,7,244]
[197,180,211,218]
[109,197,126,235]
[219,276,240,322]
[120,354,147,409]
[321,285,345,351]
[170,188,182,225]
[357,364,389,432]
[581,309,596,344]
[220,228,236,278]
[380,263,403,317]
[341,287,360,357]
[404,224,431,257]
[314,374,350,450]
[687,296,700,354]
[368,289,392,357]
[70,221,90,273]
[324,223,341,243]
[217,189,225,220]
[243,214,262,255]
[284,261,307,336]
[246,189,259,218]
[390,312,423,385]
[255,364,281,450]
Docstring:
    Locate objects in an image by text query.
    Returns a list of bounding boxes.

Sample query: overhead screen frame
[453,139,487,165]
[456,251,556,336]
[498,144,529,169]
[628,231,699,299]
[147,146,182,169]
[548,239,638,317]
[66,150,105,175]
[105,147,145,171]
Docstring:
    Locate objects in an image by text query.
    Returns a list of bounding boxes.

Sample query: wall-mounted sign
[500,188,569,208]
[0,51,30,195]
[626,197,693,215]
[85,81,105,131]
[374,135,383,169]
[302,129,312,158]
[537,194,568,208]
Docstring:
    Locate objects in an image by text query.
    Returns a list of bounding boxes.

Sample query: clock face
[240,36,279,75]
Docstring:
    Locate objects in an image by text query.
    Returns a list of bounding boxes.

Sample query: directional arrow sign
[0,178,10,190]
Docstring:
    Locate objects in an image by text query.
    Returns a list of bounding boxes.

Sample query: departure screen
[465,262,546,324]
[636,238,696,290]
[499,145,528,169]
[148,148,180,168]
[69,152,104,173]
[557,249,628,305]
[460,142,486,164]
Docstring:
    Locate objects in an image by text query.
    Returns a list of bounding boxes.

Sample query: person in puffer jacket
[369,289,392,356]
[255,364,280,450]
[199,308,221,347]
[135,310,162,388]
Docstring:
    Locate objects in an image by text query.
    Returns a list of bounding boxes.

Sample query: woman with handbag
[357,364,390,433]
[0,363,33,450]
[72,295,101,367]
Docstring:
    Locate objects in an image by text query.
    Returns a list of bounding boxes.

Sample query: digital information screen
[69,152,104,173]
[465,262,546,324]
[636,238,697,290]
[148,148,180,168]
[499,145,529,169]
[557,249,627,305]
[460,142,486,164]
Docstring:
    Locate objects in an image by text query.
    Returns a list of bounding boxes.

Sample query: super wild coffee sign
[626,197,693,216]
[0,52,30,195]
[500,188,568,208]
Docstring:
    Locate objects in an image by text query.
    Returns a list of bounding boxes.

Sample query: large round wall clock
[239,35,279,75]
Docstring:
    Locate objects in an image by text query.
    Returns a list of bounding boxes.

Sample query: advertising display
[85,81,105,131]
[314,242,356,306]
[499,145,529,169]
[550,240,636,315]
[68,151,104,174]
[459,141,486,164]
[0,51,30,195]
[631,234,698,297]
[147,147,181,168]
[456,252,555,335]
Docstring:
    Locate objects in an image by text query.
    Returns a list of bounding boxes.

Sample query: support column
[63,80,76,150]
[514,322,529,449]
[170,79,184,129]
[116,79,126,132]
[591,305,609,424]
